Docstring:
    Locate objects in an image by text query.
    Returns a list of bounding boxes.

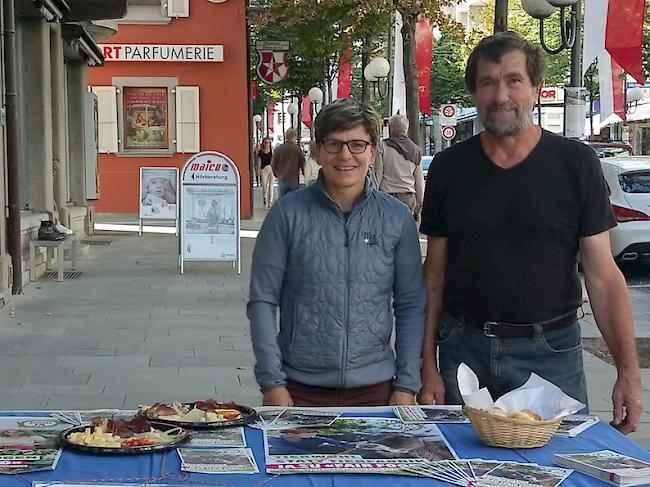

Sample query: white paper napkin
[457,363,585,420]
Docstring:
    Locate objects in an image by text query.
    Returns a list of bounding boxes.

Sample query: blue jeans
[278,180,300,197]
[437,311,588,409]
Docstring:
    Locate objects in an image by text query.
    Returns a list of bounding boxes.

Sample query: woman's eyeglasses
[321,139,371,154]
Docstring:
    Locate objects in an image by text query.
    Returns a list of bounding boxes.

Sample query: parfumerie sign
[99,44,224,62]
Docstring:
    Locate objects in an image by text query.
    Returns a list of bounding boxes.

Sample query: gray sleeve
[413,164,425,209]
[371,142,385,190]
[246,203,290,391]
[392,209,426,394]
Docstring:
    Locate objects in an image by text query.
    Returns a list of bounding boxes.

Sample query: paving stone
[46,394,126,410]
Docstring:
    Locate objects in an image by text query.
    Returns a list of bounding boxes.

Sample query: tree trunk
[362,35,370,103]
[401,12,422,145]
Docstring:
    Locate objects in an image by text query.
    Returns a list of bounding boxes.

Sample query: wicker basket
[464,406,561,449]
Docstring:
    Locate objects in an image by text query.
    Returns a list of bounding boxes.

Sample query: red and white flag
[598,51,627,123]
[584,0,645,82]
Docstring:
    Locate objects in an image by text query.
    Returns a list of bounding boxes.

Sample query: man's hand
[389,390,416,405]
[262,387,294,406]
[418,366,446,404]
[611,374,643,434]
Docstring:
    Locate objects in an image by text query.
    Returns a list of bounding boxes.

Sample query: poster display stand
[179,151,241,275]
[138,167,179,236]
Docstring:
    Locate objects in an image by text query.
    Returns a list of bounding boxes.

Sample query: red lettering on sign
[215,164,221,171]
[540,89,556,98]
[102,46,113,59]
[190,163,200,170]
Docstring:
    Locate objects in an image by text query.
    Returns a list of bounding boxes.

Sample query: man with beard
[372,114,425,221]
[418,32,641,434]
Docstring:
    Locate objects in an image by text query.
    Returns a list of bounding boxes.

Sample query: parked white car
[600,157,650,261]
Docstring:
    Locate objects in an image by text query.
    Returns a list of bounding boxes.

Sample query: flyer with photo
[393,405,469,423]
[266,458,428,475]
[139,167,178,220]
[264,417,457,468]
[554,415,600,437]
[178,447,259,474]
[268,408,341,429]
[479,462,574,487]
[186,428,246,448]
[0,416,67,474]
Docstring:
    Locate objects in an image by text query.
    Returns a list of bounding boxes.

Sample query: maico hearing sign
[179,151,241,274]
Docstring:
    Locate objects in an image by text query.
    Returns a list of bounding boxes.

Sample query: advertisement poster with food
[123,87,169,150]
[139,167,178,220]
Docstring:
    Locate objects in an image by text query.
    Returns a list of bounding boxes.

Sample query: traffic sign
[440,103,457,126]
[441,125,456,141]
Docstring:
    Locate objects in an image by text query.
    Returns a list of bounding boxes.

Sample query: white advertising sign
[180,152,241,274]
[439,104,457,126]
[139,167,179,222]
[100,44,224,62]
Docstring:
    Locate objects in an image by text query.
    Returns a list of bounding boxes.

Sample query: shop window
[122,0,190,24]
[92,77,200,155]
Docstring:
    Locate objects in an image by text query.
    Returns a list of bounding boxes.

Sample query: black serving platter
[139,402,257,430]
[58,421,190,455]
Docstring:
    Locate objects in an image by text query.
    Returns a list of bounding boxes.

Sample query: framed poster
[139,167,178,220]
[180,151,240,274]
[123,87,169,150]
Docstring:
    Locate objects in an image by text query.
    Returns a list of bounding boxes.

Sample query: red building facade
[88,0,251,216]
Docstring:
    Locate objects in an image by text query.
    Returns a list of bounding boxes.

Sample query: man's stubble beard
[479,102,534,139]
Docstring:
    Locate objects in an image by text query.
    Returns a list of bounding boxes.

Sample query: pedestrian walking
[372,114,425,222]
[248,99,425,407]
[271,128,305,197]
[303,141,320,186]
[418,31,642,435]
[257,137,274,209]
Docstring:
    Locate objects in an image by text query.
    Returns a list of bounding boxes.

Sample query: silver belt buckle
[483,321,499,338]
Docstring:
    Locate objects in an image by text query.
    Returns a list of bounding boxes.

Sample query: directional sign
[440,103,457,126]
[441,125,457,141]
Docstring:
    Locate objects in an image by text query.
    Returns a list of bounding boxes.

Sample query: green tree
[429,24,473,109]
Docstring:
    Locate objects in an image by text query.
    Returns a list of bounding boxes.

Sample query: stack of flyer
[178,447,259,474]
[176,426,259,474]
[251,408,340,429]
[555,451,650,486]
[407,459,574,487]
[393,405,469,423]
[554,415,599,437]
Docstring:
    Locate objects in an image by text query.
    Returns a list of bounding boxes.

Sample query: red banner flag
[415,16,433,115]
[337,47,353,99]
[251,80,257,101]
[301,96,312,129]
[267,102,275,134]
[605,0,645,83]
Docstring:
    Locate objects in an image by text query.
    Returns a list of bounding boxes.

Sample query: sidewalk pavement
[0,186,647,449]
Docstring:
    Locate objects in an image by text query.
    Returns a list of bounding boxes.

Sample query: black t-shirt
[258,150,273,169]
[420,130,616,323]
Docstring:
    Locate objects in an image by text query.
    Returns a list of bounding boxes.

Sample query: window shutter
[167,0,189,17]
[175,86,200,153]
[91,86,118,154]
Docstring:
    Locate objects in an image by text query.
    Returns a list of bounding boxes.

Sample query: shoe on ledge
[37,221,65,241]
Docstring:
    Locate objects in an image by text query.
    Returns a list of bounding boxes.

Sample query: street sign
[440,103,457,126]
[441,125,456,141]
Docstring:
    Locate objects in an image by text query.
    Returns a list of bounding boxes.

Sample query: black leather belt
[448,309,578,338]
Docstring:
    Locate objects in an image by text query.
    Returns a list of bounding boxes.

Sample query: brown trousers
[286,380,393,407]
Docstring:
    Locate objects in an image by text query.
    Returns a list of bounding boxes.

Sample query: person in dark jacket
[247,99,426,407]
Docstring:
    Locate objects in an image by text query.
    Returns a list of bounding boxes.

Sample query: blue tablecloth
[7,411,650,487]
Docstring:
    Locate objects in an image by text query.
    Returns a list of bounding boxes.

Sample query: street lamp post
[308,86,323,140]
[363,57,390,103]
[286,102,298,130]
[252,114,262,147]
[518,0,583,138]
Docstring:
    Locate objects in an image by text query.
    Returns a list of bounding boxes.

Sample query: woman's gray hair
[388,114,409,136]
[314,98,382,146]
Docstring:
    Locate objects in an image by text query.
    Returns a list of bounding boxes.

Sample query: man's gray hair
[388,115,409,136]
[285,128,297,141]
